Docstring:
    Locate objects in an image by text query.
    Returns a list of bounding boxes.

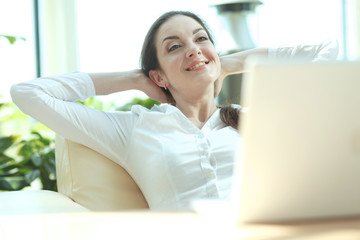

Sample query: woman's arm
[90,69,167,103]
[10,72,147,166]
[220,48,269,78]
[214,39,339,98]
[215,48,268,98]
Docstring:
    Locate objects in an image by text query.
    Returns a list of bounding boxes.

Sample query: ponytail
[219,105,240,129]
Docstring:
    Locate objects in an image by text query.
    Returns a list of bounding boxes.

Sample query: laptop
[230,58,360,223]
[193,58,360,224]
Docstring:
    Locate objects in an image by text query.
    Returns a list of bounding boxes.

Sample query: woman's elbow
[10,83,23,105]
[10,83,37,112]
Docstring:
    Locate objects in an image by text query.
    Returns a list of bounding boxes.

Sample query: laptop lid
[233,58,360,223]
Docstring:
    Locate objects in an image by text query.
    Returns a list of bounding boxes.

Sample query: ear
[149,70,167,88]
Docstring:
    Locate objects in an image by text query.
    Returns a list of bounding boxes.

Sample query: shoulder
[128,104,181,127]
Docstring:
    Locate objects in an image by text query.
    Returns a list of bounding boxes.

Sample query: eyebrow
[161,28,204,45]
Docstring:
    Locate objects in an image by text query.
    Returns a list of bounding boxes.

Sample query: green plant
[0,34,25,45]
[0,135,22,190]
[78,97,117,111]
[116,97,160,111]
[0,132,56,191]
[79,96,160,111]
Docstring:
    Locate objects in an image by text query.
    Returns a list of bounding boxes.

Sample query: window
[0,0,36,102]
[256,0,343,49]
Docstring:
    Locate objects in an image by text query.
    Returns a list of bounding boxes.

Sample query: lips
[186,60,209,71]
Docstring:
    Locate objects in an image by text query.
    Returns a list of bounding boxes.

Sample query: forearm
[220,48,268,77]
[89,69,144,95]
[90,69,168,103]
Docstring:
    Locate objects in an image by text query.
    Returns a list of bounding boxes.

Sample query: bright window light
[0,1,36,102]
[0,0,348,104]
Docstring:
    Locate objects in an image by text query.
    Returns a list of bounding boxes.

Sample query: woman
[10,11,337,210]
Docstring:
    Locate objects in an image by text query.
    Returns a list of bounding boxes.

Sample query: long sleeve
[268,39,339,61]
[10,72,136,167]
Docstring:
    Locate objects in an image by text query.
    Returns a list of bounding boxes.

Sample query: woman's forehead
[156,15,203,42]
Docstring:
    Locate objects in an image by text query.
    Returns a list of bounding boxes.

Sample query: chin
[194,75,217,87]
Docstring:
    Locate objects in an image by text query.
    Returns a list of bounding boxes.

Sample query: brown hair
[140,11,239,129]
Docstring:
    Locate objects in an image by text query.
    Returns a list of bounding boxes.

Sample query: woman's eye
[168,44,181,52]
[196,36,208,42]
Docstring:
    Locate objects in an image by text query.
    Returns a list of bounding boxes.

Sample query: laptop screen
[232,59,360,223]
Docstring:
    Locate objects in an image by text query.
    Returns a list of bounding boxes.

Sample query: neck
[174,93,218,129]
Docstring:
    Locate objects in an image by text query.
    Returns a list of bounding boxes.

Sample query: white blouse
[10,72,241,210]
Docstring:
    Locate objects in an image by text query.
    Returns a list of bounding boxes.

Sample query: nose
[186,44,201,58]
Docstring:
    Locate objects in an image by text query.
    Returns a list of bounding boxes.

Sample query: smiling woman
[10,9,339,210]
[141,12,221,108]
[75,0,221,106]
[10,10,266,210]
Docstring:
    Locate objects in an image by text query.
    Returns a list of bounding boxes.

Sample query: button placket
[197,134,219,198]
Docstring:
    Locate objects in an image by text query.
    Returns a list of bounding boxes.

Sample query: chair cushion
[0,190,89,215]
[55,135,149,211]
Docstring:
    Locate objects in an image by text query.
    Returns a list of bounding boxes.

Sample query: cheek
[159,55,182,75]
[208,50,221,74]
[157,58,180,84]
[204,46,220,63]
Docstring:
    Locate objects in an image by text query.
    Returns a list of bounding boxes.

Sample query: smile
[186,61,209,71]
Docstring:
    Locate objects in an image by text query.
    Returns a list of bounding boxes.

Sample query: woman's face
[152,15,221,96]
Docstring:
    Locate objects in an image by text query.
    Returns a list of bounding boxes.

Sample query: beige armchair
[0,135,148,215]
[55,135,149,211]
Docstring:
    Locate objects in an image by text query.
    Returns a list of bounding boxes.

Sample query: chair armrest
[55,135,149,211]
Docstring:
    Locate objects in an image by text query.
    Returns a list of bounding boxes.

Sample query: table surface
[1,211,360,240]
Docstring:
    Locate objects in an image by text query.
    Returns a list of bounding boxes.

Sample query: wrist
[220,53,243,76]
[130,69,148,92]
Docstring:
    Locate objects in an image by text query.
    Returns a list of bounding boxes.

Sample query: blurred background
[1,0,359,103]
[0,0,359,190]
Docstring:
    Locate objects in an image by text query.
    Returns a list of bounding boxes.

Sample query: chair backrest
[55,135,149,211]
